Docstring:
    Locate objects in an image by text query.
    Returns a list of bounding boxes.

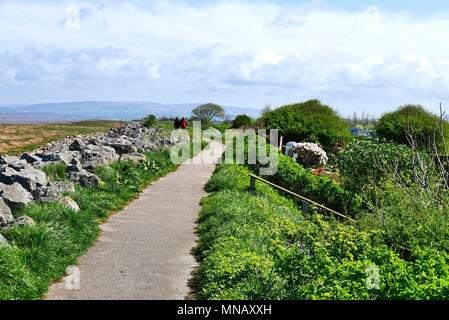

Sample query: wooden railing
[248,174,356,223]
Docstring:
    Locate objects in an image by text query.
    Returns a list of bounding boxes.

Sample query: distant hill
[0,101,261,123]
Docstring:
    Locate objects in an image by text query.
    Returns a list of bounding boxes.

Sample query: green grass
[191,163,449,300]
[0,140,208,300]
[41,163,68,182]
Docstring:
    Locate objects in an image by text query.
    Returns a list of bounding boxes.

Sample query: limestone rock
[0,197,13,225]
[14,216,35,227]
[120,153,146,163]
[0,183,34,212]
[0,233,10,247]
[21,152,42,164]
[60,196,80,212]
[11,167,47,193]
[0,155,19,165]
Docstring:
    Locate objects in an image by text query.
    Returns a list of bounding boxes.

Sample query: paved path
[46,140,224,300]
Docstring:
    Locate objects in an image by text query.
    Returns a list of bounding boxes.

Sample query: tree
[232,114,253,129]
[191,103,225,124]
[375,104,449,150]
[143,114,157,128]
[261,99,352,152]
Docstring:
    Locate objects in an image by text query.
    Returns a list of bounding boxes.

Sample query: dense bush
[192,164,449,299]
[232,114,253,129]
[358,181,449,260]
[331,138,432,195]
[143,114,157,128]
[375,104,449,150]
[261,99,352,152]
[229,137,359,216]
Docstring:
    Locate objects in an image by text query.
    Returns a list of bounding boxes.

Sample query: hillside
[0,101,260,123]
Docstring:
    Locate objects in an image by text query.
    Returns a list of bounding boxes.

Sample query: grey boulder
[0,233,10,247]
[120,153,146,163]
[10,167,47,193]
[32,181,75,201]
[0,197,13,225]
[80,144,119,170]
[99,137,138,155]
[61,196,80,212]
[0,155,19,165]
[21,152,42,164]
[66,164,101,188]
[14,216,35,227]
[0,167,20,185]
[0,183,34,212]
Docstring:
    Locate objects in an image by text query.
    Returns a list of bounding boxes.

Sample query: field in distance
[0,120,126,155]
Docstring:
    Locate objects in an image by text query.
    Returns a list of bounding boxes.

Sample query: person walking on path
[174,117,180,129]
[180,117,187,129]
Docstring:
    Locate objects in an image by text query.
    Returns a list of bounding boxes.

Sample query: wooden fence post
[250,175,256,190]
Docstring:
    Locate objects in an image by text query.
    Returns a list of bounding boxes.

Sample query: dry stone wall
[0,121,177,236]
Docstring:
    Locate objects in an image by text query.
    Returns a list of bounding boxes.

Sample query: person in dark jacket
[180,117,187,129]
[174,117,180,129]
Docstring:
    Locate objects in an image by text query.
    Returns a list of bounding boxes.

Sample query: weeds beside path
[0,139,208,300]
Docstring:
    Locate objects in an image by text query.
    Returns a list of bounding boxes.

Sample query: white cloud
[252,51,285,67]
[0,1,449,115]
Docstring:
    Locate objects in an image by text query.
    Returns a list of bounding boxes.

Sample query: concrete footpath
[46,139,224,300]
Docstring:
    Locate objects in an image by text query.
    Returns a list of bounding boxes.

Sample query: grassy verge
[0,140,208,300]
[190,164,449,300]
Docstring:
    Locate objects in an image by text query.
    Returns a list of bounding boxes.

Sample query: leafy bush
[192,164,449,299]
[232,115,253,129]
[227,137,359,216]
[261,99,352,152]
[375,104,449,150]
[331,138,432,195]
[358,180,449,260]
[143,114,157,128]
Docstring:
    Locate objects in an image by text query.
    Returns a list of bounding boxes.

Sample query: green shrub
[375,104,449,150]
[226,137,359,216]
[143,114,157,128]
[331,138,432,195]
[193,164,449,299]
[232,115,253,129]
[358,181,449,260]
[261,99,352,152]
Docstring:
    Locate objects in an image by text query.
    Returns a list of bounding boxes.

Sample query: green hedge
[261,99,352,152]
[232,115,253,129]
[375,104,449,150]
[228,137,360,217]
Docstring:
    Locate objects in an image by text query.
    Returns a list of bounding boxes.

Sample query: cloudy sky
[1,0,449,116]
